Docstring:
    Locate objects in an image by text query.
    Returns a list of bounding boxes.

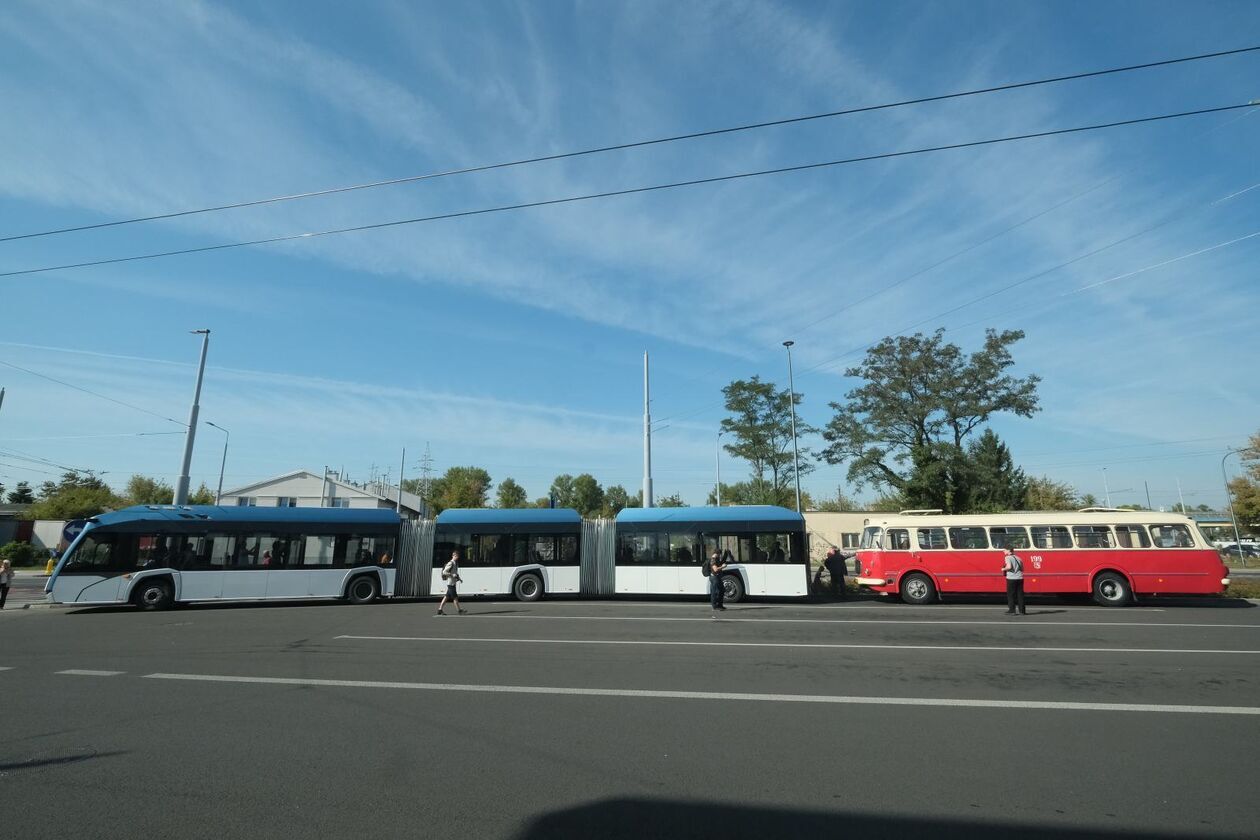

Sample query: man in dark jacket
[823,547,848,599]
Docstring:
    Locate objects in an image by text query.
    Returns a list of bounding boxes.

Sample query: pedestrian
[0,559,12,609]
[708,550,727,616]
[437,549,467,616]
[823,547,847,600]
[1002,545,1026,616]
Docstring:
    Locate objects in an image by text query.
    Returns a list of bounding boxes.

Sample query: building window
[329,497,350,509]
[236,497,257,507]
[276,497,298,507]
[841,533,860,550]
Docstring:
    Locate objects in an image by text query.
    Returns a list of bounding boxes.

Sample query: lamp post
[1222,449,1245,563]
[783,341,802,514]
[716,430,725,507]
[205,421,229,505]
[175,329,210,505]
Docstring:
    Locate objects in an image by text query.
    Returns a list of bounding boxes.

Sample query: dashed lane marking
[56,669,125,676]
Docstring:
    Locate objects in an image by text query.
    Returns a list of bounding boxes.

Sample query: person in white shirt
[1002,546,1026,616]
[437,550,467,616]
[0,559,12,609]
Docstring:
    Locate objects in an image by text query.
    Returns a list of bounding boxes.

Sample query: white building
[802,510,876,563]
[220,470,427,519]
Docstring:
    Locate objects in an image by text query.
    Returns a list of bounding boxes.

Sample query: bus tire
[346,574,380,605]
[134,578,174,611]
[1092,572,1132,607]
[900,573,936,605]
[513,573,544,602]
[721,573,745,603]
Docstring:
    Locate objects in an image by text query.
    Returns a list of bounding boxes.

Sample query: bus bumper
[1222,577,1231,586]
[855,577,888,586]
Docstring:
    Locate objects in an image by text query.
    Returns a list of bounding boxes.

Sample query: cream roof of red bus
[860,511,1199,529]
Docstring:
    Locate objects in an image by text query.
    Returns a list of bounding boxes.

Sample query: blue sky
[1,0,1257,509]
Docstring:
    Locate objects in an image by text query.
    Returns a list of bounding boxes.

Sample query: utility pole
[397,447,406,514]
[321,466,330,507]
[716,430,725,507]
[1102,468,1112,508]
[783,341,802,514]
[1176,478,1187,513]
[174,329,210,505]
[642,351,653,508]
[206,421,229,504]
[1144,480,1152,510]
[419,443,434,518]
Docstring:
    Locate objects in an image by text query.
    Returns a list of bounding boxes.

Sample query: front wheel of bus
[347,575,380,605]
[513,573,543,602]
[900,573,936,605]
[1092,572,1132,607]
[134,579,174,611]
[721,573,744,603]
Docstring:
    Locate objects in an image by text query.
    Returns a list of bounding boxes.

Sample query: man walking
[1002,545,1026,616]
[708,550,727,616]
[437,549,467,616]
[823,547,847,600]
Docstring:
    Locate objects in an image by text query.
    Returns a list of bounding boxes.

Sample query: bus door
[219,534,268,599]
[264,536,308,598]
[172,536,223,600]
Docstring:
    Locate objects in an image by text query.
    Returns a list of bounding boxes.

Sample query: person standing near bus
[437,549,467,616]
[1002,546,1026,615]
[708,550,727,616]
[823,547,847,600]
[0,559,13,609]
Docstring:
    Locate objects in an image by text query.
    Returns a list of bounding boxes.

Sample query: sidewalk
[2,569,52,611]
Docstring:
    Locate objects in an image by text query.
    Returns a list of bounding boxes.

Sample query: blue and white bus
[431,508,583,601]
[46,506,399,609]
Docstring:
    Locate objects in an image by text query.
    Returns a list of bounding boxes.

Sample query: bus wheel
[900,573,936,605]
[721,574,745,603]
[347,575,380,605]
[134,579,174,611]
[513,573,543,602]
[1092,572,1131,607]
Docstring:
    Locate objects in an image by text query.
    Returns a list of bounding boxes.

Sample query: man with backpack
[705,550,727,616]
[1002,545,1026,616]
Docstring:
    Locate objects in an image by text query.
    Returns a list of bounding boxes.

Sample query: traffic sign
[62,519,87,544]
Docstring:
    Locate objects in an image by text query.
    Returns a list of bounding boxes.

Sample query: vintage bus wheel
[513,573,544,602]
[721,574,745,603]
[347,575,380,605]
[1092,572,1132,607]
[900,573,936,605]
[134,579,174,611]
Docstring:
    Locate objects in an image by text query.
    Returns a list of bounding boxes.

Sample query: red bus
[853,509,1230,606]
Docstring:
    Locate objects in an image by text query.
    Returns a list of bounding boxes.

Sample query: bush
[0,541,42,566]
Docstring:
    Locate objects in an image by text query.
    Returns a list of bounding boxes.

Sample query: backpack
[701,559,711,578]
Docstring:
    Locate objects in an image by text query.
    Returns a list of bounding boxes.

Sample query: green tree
[600,485,640,518]
[124,474,174,505]
[656,493,686,507]
[821,329,1040,513]
[495,477,528,509]
[813,487,860,512]
[1024,476,1078,511]
[961,430,1029,512]
[1229,477,1260,537]
[7,481,35,504]
[721,376,815,509]
[571,474,605,517]
[428,466,492,513]
[548,474,576,508]
[868,491,906,512]
[26,471,123,520]
[1078,493,1099,508]
[188,483,216,505]
[532,497,552,508]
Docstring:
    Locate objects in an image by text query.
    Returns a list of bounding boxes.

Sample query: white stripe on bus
[453,614,1260,630]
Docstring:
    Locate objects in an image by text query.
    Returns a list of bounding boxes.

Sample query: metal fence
[580,518,616,596]
[394,518,435,597]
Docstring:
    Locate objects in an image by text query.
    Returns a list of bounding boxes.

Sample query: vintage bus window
[1149,524,1194,548]
[916,528,947,550]
[1030,526,1072,548]
[989,527,1030,550]
[948,527,989,550]
[886,529,911,550]
[1073,526,1115,549]
[668,533,697,564]
[859,527,883,549]
[1114,525,1152,549]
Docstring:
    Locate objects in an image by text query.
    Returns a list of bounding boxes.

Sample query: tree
[548,474,576,508]
[721,376,815,509]
[26,471,123,520]
[124,475,174,506]
[7,481,35,504]
[428,466,492,513]
[656,493,686,507]
[821,329,1040,513]
[961,430,1029,512]
[1228,477,1260,537]
[1078,493,1099,508]
[601,485,640,518]
[571,474,605,518]
[813,487,860,512]
[495,477,528,509]
[1025,476,1078,511]
[188,483,216,505]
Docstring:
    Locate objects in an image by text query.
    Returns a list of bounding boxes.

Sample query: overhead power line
[2,102,1255,281]
[2,44,1255,245]
[0,359,187,427]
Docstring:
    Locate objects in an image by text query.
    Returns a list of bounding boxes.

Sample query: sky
[0,0,1257,510]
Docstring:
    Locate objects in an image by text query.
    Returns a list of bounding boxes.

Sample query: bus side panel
[764,564,808,597]
[50,574,122,604]
[1124,549,1227,595]
[542,565,579,594]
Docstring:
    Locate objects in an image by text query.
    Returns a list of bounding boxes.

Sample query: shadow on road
[510,798,1218,840]
[0,750,128,774]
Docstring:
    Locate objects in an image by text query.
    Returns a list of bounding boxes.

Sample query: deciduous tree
[548,474,576,508]
[26,471,123,520]
[429,467,492,513]
[1024,476,1078,511]
[720,376,814,508]
[571,474,605,518]
[124,475,174,506]
[495,477,528,509]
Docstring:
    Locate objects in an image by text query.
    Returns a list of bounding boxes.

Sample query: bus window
[528,535,556,565]
[558,535,579,565]
[621,533,661,564]
[1149,524,1194,548]
[1114,525,1151,549]
[886,529,911,551]
[478,534,514,566]
[303,535,337,566]
[1030,526,1072,548]
[1073,526,1115,549]
[266,536,302,567]
[137,535,176,569]
[948,527,988,550]
[860,527,883,549]
[205,534,236,568]
[756,534,790,562]
[669,533,696,564]
[989,527,1030,550]
[916,528,947,550]
[65,533,126,573]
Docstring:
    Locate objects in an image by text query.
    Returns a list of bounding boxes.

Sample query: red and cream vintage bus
[854,508,1230,606]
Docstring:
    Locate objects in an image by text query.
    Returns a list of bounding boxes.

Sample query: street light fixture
[205,421,229,505]
[783,340,802,514]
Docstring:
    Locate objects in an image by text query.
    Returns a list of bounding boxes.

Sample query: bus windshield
[860,527,883,549]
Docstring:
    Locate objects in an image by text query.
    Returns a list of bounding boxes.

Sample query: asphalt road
[2,596,1258,839]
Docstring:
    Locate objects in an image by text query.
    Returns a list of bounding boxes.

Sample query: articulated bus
[854,509,1231,606]
[46,503,809,608]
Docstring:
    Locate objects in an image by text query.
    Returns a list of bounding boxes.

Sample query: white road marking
[461,614,1260,630]
[0,666,13,671]
[334,634,1260,655]
[56,669,125,676]
[141,672,1260,716]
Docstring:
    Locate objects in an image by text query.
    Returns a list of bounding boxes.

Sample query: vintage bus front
[853,524,898,596]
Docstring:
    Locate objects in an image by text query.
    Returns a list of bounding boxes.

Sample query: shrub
[0,541,41,566]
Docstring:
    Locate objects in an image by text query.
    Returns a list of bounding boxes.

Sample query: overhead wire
[1,103,1256,280]
[0,359,188,426]
[3,45,1256,244]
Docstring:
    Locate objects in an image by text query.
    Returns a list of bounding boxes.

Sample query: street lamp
[1222,449,1245,564]
[205,421,229,505]
[175,329,211,505]
[716,430,725,507]
[783,340,802,514]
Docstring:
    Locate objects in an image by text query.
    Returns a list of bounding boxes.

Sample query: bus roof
[435,508,582,525]
[88,505,403,529]
[617,505,804,526]
[859,510,1198,528]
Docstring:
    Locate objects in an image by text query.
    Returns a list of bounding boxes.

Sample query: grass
[1225,578,1260,600]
